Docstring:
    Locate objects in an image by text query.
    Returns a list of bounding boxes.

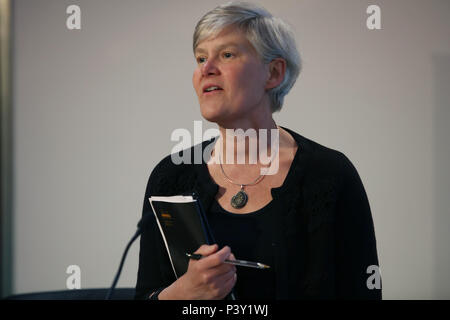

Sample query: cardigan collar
[193,126,312,215]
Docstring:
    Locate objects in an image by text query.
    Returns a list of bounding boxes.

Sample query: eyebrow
[195,42,240,55]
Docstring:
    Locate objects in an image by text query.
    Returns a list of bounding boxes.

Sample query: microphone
[105,213,152,300]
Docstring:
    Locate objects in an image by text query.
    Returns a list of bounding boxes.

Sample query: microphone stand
[105,214,151,300]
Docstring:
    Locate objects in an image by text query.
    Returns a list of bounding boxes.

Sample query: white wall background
[12,0,450,299]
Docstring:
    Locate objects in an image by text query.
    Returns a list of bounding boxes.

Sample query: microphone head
[137,213,153,231]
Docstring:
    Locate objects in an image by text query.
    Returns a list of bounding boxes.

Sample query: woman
[135,1,381,300]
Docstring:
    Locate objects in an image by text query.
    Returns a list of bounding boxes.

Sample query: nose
[201,58,219,76]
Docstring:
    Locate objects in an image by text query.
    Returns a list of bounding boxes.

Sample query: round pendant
[231,189,248,209]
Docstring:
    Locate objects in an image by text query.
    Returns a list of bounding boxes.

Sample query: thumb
[194,244,219,256]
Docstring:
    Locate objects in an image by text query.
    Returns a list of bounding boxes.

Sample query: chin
[199,104,226,123]
[200,110,223,123]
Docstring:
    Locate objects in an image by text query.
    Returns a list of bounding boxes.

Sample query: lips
[203,89,223,96]
[202,84,223,92]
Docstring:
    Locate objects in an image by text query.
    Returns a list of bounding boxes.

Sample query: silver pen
[186,252,271,269]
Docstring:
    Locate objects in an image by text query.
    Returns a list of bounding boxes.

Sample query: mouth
[203,88,223,96]
[202,85,224,96]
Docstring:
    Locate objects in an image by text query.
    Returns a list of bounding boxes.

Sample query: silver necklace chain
[217,140,279,188]
[213,130,280,209]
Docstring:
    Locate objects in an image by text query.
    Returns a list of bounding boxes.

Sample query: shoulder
[284,127,363,193]
[144,138,216,196]
[285,129,370,232]
[285,127,350,175]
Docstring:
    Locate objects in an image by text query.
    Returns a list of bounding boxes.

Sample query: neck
[214,115,280,166]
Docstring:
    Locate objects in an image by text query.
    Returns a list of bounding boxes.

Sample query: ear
[265,58,286,90]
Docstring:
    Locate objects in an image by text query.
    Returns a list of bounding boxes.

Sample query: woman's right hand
[158,244,237,300]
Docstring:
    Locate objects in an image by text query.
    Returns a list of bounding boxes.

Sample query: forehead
[194,26,254,54]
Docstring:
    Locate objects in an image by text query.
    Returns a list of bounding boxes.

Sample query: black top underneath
[208,198,279,300]
[197,136,302,300]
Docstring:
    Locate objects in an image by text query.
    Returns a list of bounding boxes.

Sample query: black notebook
[149,194,215,279]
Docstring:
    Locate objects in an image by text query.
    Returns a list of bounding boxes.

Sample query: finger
[208,261,235,278]
[227,253,237,273]
[216,269,237,299]
[228,272,238,289]
[216,246,233,262]
[194,244,218,256]
[218,268,236,284]
[210,268,235,292]
[198,245,231,269]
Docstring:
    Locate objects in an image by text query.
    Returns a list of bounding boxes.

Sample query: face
[192,26,270,125]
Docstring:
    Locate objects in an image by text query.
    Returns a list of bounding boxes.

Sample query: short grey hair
[193,1,301,113]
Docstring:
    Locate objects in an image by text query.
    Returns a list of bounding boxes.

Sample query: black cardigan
[135,127,382,300]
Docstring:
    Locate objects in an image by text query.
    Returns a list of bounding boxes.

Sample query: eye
[223,52,234,59]
[196,56,206,64]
